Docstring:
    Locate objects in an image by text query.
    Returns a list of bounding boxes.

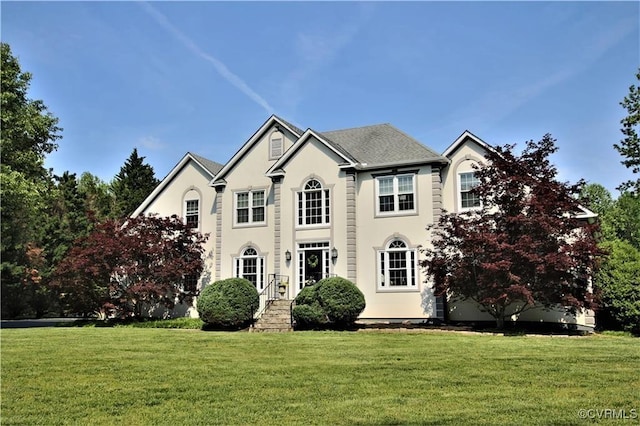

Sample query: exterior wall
[139,160,217,317]
[276,137,350,296]
[448,299,595,328]
[216,125,291,284]
[354,165,439,320]
[441,140,486,213]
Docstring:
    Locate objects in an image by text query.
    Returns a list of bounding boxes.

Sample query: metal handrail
[254,274,289,319]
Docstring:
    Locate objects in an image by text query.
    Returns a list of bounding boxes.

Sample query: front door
[304,249,323,284]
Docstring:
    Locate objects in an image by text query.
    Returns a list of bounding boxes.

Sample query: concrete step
[252,299,293,332]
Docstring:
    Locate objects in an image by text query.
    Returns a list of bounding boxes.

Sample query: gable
[211,115,302,187]
[132,152,222,217]
[266,129,355,177]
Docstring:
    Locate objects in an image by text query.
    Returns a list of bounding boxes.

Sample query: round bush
[196,278,259,328]
[317,277,366,325]
[292,277,365,329]
[292,303,327,329]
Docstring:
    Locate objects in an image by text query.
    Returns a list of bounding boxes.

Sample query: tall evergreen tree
[111,148,159,218]
[614,69,640,194]
[1,42,62,318]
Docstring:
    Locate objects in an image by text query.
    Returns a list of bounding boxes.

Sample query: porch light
[285,250,292,262]
[331,247,338,260]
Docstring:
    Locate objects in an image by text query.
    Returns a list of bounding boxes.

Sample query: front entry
[304,249,323,283]
[296,242,331,295]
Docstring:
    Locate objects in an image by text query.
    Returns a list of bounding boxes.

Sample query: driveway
[0,318,83,328]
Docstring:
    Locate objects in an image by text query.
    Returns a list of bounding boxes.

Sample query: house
[132,115,596,329]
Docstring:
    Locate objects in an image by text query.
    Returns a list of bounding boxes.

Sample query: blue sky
[2,1,638,195]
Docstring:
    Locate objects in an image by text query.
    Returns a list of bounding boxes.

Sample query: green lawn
[1,328,638,425]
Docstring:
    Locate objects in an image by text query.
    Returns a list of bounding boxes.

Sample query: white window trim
[375,173,417,217]
[376,239,419,292]
[457,171,482,212]
[183,198,200,231]
[269,131,284,160]
[234,247,265,291]
[234,189,267,227]
[297,180,331,228]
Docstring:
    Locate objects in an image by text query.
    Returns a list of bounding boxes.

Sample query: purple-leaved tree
[422,134,601,328]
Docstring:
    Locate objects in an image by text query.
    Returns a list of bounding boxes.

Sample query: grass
[1,328,638,425]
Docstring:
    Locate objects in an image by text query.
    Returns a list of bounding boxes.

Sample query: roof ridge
[321,122,391,134]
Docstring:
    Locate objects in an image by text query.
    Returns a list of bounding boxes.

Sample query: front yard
[1,328,638,425]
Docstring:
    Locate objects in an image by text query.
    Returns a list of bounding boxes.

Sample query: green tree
[614,69,640,194]
[595,240,640,334]
[609,192,640,250]
[78,172,115,220]
[111,148,159,218]
[1,42,62,318]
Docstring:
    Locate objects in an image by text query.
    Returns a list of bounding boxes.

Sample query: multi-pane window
[185,199,199,229]
[297,179,330,226]
[236,190,266,225]
[376,174,415,215]
[459,172,481,210]
[235,247,265,290]
[378,239,417,290]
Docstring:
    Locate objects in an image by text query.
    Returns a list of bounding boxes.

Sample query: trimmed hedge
[292,277,365,329]
[196,278,259,328]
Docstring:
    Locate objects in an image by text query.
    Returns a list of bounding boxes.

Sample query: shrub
[292,277,365,329]
[197,278,259,328]
[317,277,366,325]
[292,304,327,329]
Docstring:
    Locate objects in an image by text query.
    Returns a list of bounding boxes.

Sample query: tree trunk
[496,316,505,329]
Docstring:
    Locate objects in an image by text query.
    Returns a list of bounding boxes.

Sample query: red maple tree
[423,134,601,328]
[52,215,208,318]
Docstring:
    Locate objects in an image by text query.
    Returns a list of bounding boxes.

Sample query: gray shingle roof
[319,123,446,167]
[189,152,224,176]
[273,115,304,136]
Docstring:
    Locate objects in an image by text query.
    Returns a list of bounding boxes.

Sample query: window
[297,179,330,226]
[235,247,265,290]
[376,174,416,215]
[185,199,199,229]
[378,239,417,291]
[235,190,266,225]
[270,131,283,159]
[459,172,480,210]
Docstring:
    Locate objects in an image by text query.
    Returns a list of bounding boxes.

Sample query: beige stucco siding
[442,141,486,213]
[355,165,439,320]
[276,137,349,294]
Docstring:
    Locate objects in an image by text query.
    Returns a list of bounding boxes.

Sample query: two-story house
[132,115,596,328]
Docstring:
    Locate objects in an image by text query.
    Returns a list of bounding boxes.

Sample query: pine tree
[614,69,640,194]
[111,148,159,218]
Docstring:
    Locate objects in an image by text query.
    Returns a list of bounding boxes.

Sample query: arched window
[377,239,417,291]
[297,179,330,226]
[235,246,265,290]
[183,191,201,230]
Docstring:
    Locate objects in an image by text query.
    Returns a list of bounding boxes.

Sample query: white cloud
[138,135,166,150]
[138,1,274,114]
